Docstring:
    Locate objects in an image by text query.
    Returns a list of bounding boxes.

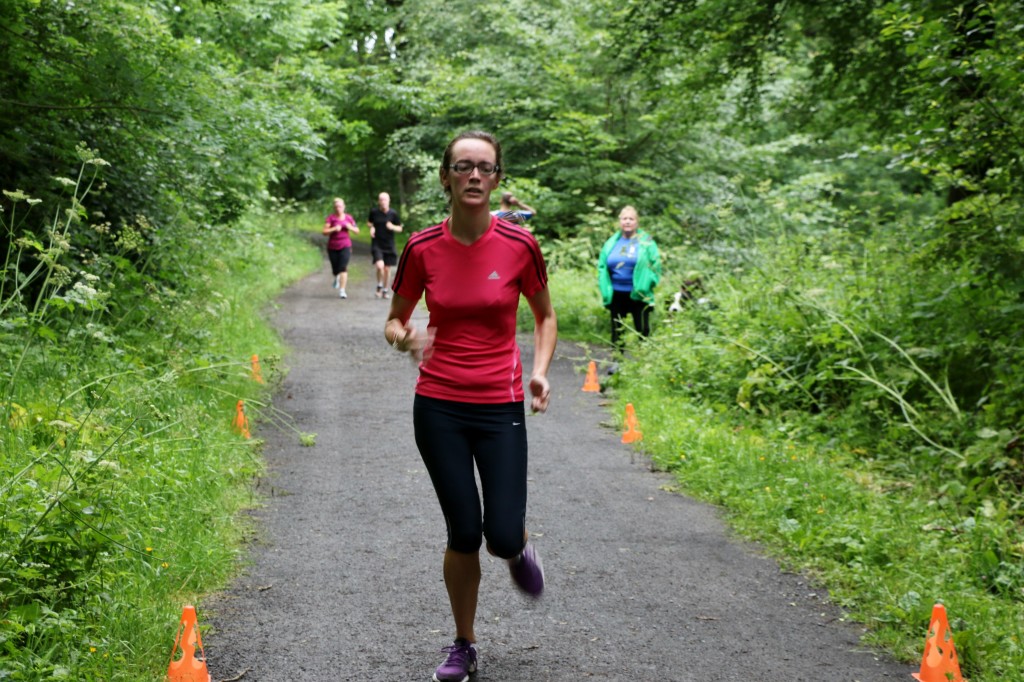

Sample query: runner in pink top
[322,197,359,298]
[384,131,557,682]
[390,215,547,403]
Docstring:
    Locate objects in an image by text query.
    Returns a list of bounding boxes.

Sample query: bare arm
[525,287,557,413]
[512,197,537,216]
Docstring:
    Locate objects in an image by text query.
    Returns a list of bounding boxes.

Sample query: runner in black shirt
[367,192,402,298]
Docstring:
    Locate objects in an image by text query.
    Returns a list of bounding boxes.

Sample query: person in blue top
[597,205,661,349]
[491,191,537,226]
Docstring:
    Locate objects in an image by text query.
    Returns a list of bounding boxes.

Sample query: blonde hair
[619,205,638,219]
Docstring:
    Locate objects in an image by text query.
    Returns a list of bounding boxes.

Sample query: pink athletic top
[325,213,355,250]
[392,216,549,403]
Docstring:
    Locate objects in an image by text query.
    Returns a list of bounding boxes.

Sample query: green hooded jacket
[598,230,661,306]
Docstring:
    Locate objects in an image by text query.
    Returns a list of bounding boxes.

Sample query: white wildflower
[72,282,98,300]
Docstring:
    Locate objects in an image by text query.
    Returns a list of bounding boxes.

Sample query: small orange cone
[232,400,251,439]
[250,354,264,383]
[167,605,211,682]
[912,604,964,682]
[582,361,600,392]
[621,403,642,443]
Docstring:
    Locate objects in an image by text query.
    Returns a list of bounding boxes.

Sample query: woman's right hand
[401,325,427,361]
[391,323,427,361]
[385,294,425,361]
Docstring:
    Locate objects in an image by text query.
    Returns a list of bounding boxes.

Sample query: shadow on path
[205,244,915,681]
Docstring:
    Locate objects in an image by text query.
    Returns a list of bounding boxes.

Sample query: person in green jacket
[598,205,661,349]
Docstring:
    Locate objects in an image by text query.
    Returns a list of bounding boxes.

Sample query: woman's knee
[448,524,483,554]
[483,527,525,560]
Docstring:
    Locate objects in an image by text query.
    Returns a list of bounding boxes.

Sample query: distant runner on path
[491,191,537,227]
[367,191,402,298]
[322,197,359,299]
[383,130,558,682]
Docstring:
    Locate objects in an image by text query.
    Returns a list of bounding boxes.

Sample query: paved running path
[205,242,915,681]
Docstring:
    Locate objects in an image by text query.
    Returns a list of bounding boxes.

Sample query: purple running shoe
[433,639,477,682]
[509,543,544,597]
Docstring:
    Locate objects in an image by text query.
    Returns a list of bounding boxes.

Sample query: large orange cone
[621,403,642,443]
[232,400,251,439]
[250,354,264,383]
[582,361,600,392]
[167,605,211,682]
[912,604,964,682]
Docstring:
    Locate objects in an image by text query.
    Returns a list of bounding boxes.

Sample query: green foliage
[614,0,1024,275]
[4,0,1024,678]
[586,130,1024,678]
[0,159,321,680]
[617,206,1024,488]
[521,267,606,344]
[606,390,1024,678]
[0,0,340,267]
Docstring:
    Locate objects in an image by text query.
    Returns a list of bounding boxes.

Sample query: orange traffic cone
[250,354,264,383]
[167,605,211,682]
[912,604,964,682]
[232,400,251,439]
[621,403,642,443]
[582,361,600,392]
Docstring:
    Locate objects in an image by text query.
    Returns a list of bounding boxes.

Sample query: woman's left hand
[529,375,550,414]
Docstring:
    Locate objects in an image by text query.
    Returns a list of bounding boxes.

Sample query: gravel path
[205,243,915,681]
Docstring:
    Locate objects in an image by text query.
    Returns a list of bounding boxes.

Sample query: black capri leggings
[413,394,528,558]
[327,247,351,275]
[609,289,652,347]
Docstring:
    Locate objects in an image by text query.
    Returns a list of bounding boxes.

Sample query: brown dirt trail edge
[205,241,915,681]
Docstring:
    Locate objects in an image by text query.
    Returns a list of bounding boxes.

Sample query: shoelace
[439,643,471,668]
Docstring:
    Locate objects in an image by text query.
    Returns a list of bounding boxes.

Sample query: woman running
[323,197,359,298]
[384,130,557,682]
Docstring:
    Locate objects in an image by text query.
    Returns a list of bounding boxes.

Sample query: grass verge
[0,208,321,680]
[606,377,1024,681]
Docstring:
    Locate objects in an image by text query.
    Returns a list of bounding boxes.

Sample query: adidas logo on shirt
[488,271,500,280]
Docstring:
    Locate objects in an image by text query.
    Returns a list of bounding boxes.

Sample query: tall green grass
[607,387,1024,680]
[1,174,322,680]
[518,267,608,344]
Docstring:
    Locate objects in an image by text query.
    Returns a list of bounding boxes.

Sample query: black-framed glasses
[448,161,501,176]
